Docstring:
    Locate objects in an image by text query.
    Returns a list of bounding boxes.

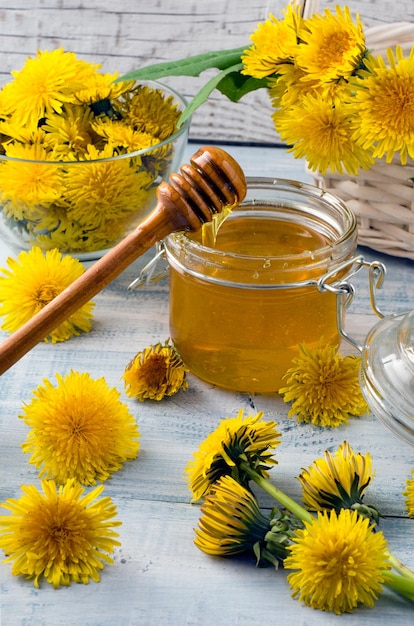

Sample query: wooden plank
[1,500,413,625]
[2,494,414,626]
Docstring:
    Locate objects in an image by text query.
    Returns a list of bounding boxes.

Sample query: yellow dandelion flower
[296,6,366,85]
[20,371,140,485]
[33,218,89,253]
[41,104,96,160]
[273,92,375,175]
[123,339,189,402]
[298,441,380,522]
[279,342,368,428]
[269,68,349,109]
[404,470,414,517]
[0,247,94,343]
[63,144,154,230]
[195,474,300,567]
[0,116,35,144]
[121,85,181,141]
[268,66,310,108]
[241,6,301,79]
[0,143,64,219]
[0,479,121,588]
[350,46,414,164]
[72,72,135,105]
[92,118,158,154]
[0,122,53,149]
[185,410,281,501]
[285,509,390,614]
[34,213,131,254]
[194,475,271,557]
[0,48,98,127]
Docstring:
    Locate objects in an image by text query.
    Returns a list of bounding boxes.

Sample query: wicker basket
[309,22,414,259]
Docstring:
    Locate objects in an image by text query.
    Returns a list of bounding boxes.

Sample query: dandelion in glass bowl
[0,48,189,260]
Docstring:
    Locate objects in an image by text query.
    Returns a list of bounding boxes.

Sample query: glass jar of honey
[162,177,358,393]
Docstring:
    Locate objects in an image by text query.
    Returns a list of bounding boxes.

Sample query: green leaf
[115,45,269,128]
[116,47,247,82]
[216,73,270,102]
[177,63,244,127]
[176,64,270,126]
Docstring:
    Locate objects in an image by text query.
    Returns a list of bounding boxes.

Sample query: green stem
[239,461,313,524]
[382,570,414,602]
[387,551,414,582]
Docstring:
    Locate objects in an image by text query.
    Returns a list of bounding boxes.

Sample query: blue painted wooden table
[1,143,413,625]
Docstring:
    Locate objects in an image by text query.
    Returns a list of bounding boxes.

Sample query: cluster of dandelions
[0,326,188,587]
[123,3,414,176]
[0,369,140,588]
[0,48,184,254]
[185,410,414,614]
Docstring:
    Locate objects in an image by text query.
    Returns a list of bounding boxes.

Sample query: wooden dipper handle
[0,146,246,375]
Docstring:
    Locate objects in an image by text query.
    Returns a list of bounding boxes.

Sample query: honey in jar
[163,178,358,393]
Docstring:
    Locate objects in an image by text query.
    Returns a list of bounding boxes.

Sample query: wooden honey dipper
[0,146,247,375]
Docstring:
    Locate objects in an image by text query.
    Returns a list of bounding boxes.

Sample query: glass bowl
[0,81,190,261]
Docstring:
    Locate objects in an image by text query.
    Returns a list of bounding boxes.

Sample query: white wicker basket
[310,22,414,259]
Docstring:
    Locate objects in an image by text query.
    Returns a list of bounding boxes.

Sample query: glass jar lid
[360,310,414,445]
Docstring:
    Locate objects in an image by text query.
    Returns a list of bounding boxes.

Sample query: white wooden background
[0,0,413,144]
